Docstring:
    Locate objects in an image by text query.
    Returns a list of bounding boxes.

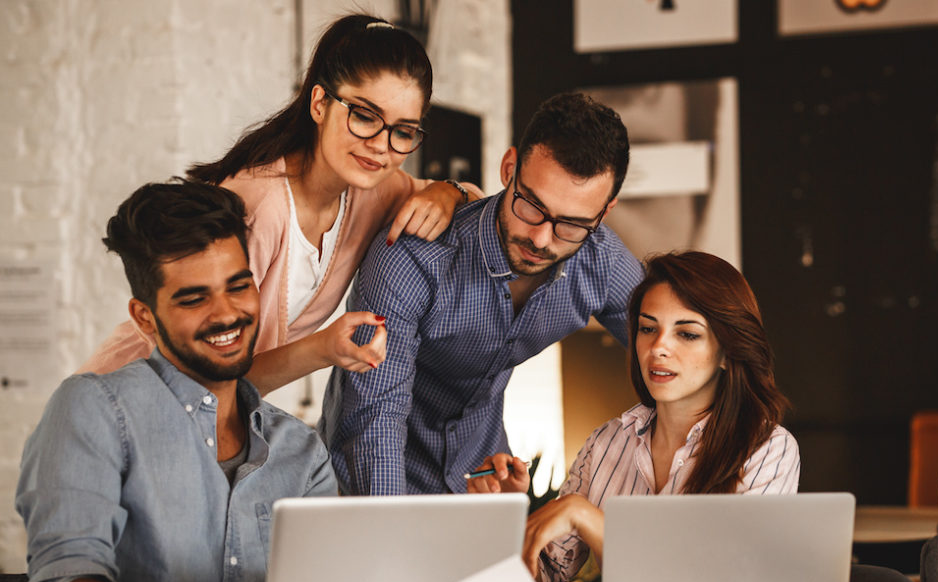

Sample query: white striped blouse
[539,403,801,582]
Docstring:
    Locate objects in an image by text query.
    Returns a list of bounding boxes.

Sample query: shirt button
[503,293,511,300]
[206,438,215,447]
[676,459,684,467]
[230,557,238,566]
[202,395,213,405]
[506,339,514,345]
[185,404,193,413]
[448,426,456,433]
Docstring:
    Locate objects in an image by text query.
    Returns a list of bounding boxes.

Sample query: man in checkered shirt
[319,92,644,495]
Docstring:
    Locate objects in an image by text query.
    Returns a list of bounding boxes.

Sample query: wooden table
[854,506,938,543]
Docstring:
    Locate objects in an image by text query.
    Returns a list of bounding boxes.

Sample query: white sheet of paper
[779,0,938,35]
[0,260,56,391]
[574,0,737,52]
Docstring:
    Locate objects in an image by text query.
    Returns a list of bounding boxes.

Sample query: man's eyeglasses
[510,169,606,243]
[322,87,426,154]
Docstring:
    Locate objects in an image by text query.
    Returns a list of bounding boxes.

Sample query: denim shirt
[17,350,337,582]
[320,192,644,495]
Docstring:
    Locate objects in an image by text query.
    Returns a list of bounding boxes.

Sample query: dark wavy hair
[187,13,432,184]
[627,251,790,494]
[517,92,630,202]
[104,178,249,308]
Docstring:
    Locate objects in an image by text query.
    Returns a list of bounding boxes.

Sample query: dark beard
[154,315,257,382]
[496,197,577,276]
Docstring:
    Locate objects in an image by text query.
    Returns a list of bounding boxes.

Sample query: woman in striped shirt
[468,251,800,581]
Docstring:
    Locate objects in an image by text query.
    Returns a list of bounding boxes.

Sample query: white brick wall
[0,0,292,572]
[0,0,512,573]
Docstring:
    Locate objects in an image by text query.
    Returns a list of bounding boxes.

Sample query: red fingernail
[370,362,378,369]
[386,239,393,246]
[376,315,386,322]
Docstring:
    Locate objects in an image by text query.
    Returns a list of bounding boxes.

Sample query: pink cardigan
[79,158,431,374]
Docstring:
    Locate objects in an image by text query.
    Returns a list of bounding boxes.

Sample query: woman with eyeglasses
[80,14,480,386]
[468,251,801,581]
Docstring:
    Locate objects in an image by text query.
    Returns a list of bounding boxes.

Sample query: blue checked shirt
[318,192,644,495]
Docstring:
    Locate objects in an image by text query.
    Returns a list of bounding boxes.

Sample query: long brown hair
[627,251,790,493]
[187,14,432,184]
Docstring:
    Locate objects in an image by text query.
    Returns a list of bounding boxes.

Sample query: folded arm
[534,423,608,582]
[526,494,604,581]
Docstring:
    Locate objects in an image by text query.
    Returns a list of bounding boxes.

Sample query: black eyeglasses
[322,87,426,154]
[510,169,606,243]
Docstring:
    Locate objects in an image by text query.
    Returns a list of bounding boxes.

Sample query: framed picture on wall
[574,0,737,52]
[779,0,938,36]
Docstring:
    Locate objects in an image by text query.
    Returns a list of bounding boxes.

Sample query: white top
[285,180,347,324]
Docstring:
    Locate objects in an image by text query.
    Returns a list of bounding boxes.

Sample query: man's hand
[466,453,530,494]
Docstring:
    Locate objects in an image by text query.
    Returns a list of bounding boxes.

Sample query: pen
[463,460,531,480]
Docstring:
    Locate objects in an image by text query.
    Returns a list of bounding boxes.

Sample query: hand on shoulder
[386,179,481,245]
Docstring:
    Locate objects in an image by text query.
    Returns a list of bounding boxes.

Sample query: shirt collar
[478,192,513,279]
[626,403,710,443]
[146,348,264,429]
[477,191,569,282]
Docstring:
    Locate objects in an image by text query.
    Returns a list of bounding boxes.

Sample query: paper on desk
[456,555,535,582]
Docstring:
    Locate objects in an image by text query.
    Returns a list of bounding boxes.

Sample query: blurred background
[1,0,936,573]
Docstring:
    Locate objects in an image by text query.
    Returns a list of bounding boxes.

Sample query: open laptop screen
[266,493,529,582]
[603,492,855,582]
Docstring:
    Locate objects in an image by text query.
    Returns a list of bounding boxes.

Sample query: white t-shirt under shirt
[285,179,347,325]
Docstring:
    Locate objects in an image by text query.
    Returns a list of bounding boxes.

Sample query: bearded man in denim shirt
[16,180,336,582]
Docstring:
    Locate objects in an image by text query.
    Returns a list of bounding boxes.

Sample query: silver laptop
[603,492,856,582]
[266,493,529,582]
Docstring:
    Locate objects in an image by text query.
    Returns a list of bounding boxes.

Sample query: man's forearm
[345,413,410,495]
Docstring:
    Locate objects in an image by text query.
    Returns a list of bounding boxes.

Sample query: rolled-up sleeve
[536,428,604,582]
[303,437,339,497]
[332,229,431,495]
[16,376,127,582]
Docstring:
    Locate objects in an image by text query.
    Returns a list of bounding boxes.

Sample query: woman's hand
[522,494,604,579]
[386,180,476,245]
[316,311,387,373]
[246,311,386,395]
[466,453,530,494]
